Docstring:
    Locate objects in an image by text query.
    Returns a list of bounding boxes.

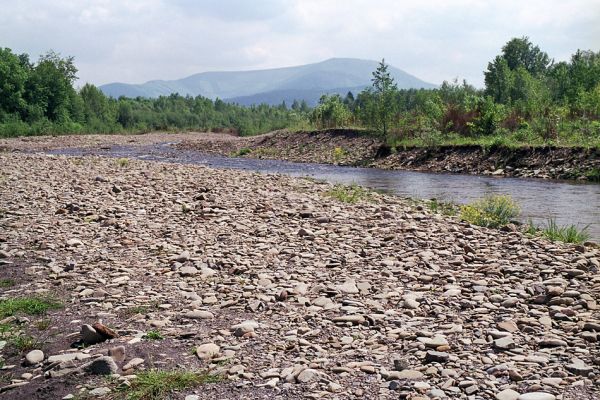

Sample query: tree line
[311,37,600,147]
[1,37,599,147]
[0,49,307,137]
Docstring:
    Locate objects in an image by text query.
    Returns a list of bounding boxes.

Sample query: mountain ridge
[99,58,437,106]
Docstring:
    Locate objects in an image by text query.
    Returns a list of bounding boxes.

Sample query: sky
[1,0,598,88]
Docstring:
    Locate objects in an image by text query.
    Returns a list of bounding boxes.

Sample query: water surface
[46,143,600,241]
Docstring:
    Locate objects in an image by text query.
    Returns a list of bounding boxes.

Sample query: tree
[484,37,551,104]
[501,37,551,76]
[0,48,29,118]
[368,59,398,136]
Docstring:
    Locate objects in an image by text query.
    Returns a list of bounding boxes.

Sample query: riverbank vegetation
[311,38,600,149]
[1,38,598,148]
[454,194,591,244]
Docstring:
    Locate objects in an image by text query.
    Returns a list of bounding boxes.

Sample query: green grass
[232,147,252,157]
[427,199,458,216]
[460,195,520,228]
[332,147,347,163]
[585,167,600,182]
[10,334,40,352]
[0,279,15,288]
[325,183,373,204]
[143,330,164,341]
[0,297,62,318]
[116,369,221,400]
[541,219,591,244]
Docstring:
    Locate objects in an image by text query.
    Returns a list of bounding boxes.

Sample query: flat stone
[296,368,322,383]
[518,393,556,400]
[180,266,198,276]
[496,388,520,400]
[425,351,449,363]
[89,387,111,396]
[494,337,516,350]
[122,357,144,370]
[184,310,214,319]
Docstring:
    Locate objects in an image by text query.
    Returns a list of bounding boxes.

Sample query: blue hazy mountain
[99,58,436,106]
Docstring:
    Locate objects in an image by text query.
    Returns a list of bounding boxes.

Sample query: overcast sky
[1,0,598,88]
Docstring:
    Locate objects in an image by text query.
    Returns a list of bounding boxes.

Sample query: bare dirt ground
[0,140,599,399]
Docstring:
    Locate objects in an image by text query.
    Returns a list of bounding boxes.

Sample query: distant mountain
[99,58,436,106]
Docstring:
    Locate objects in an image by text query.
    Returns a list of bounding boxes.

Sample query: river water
[47,143,600,241]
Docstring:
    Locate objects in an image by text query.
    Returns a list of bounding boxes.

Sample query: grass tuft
[427,198,458,216]
[232,147,252,157]
[460,194,520,228]
[0,297,62,319]
[117,369,221,400]
[0,279,15,288]
[143,330,164,341]
[325,183,373,204]
[116,158,130,167]
[541,219,591,244]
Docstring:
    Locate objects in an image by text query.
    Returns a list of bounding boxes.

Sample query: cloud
[1,0,598,87]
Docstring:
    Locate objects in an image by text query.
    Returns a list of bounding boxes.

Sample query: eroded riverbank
[1,150,599,399]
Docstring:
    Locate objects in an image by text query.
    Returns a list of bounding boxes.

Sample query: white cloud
[0,0,597,87]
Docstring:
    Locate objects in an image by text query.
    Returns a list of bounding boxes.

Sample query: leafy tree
[368,59,399,136]
[311,94,351,128]
[0,48,29,118]
[485,37,551,104]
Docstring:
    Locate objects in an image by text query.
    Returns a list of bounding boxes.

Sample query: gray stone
[83,356,118,375]
[196,343,220,360]
[496,388,520,400]
[425,350,449,363]
[81,324,104,345]
[25,349,44,365]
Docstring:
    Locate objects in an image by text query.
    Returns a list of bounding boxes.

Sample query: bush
[460,195,520,228]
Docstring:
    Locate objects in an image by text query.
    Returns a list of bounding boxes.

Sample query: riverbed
[46,142,600,241]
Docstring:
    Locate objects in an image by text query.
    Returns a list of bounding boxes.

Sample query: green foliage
[541,219,591,244]
[117,369,221,400]
[311,94,351,128]
[427,199,457,216]
[325,184,373,204]
[0,279,15,288]
[143,330,164,341]
[460,195,520,228]
[116,158,130,167]
[0,297,62,318]
[10,334,41,353]
[332,147,346,163]
[232,147,252,157]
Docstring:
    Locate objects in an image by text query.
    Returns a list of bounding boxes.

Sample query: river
[47,143,600,241]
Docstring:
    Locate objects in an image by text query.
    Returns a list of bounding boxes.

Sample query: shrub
[460,195,520,228]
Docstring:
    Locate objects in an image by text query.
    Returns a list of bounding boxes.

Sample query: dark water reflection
[47,143,600,241]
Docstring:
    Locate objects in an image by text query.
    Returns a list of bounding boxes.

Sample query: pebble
[24,350,44,365]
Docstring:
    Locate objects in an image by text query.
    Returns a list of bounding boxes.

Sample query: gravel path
[0,151,598,399]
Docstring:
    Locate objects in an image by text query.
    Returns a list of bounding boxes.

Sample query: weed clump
[117,369,221,400]
[325,184,373,204]
[460,195,520,228]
